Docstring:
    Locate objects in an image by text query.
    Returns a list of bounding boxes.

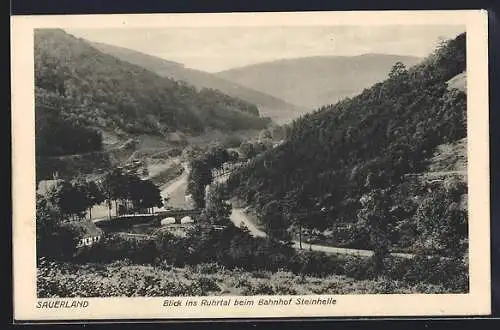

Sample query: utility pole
[296,212,305,250]
[298,218,303,250]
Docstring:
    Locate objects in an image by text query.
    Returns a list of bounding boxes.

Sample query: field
[37,260,452,298]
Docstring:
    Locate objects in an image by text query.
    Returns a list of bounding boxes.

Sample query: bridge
[155,209,203,221]
[94,208,203,229]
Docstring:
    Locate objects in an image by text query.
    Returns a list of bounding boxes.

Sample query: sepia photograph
[11,10,490,320]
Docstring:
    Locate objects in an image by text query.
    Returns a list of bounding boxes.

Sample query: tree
[36,193,61,258]
[187,157,213,209]
[35,193,88,260]
[223,135,242,148]
[101,168,129,217]
[130,179,163,213]
[283,188,315,250]
[384,61,410,96]
[211,146,230,169]
[228,150,240,163]
[239,141,256,159]
[413,180,468,257]
[259,129,272,141]
[253,142,267,155]
[389,61,409,80]
[357,189,393,272]
[98,176,114,219]
[205,183,232,224]
[47,179,90,220]
[85,180,105,219]
[261,200,289,241]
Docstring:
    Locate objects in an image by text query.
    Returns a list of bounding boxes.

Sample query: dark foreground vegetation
[37,257,462,297]
[37,221,468,297]
[37,177,468,296]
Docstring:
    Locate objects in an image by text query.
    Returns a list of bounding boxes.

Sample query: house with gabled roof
[66,219,104,249]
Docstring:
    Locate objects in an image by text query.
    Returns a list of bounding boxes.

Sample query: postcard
[11,10,491,321]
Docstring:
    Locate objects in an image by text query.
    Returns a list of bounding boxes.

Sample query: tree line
[39,167,164,222]
[187,145,238,209]
[36,88,103,157]
[186,139,276,209]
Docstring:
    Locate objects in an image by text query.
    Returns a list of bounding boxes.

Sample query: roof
[37,179,63,195]
[63,219,103,238]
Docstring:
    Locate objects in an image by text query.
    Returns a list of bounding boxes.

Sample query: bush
[192,262,225,275]
[379,255,469,292]
[223,135,243,148]
[194,277,220,295]
[242,282,275,295]
[288,251,333,277]
[273,284,297,295]
[234,278,252,289]
[75,234,161,264]
[341,256,377,280]
[251,270,271,279]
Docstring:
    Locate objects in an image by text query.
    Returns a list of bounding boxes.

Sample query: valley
[35,29,469,297]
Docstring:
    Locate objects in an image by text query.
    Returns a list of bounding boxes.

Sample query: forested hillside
[227,33,467,257]
[89,41,306,123]
[34,28,270,160]
[216,54,422,109]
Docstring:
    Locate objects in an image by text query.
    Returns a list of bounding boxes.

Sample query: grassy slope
[421,71,468,180]
[446,71,467,93]
[37,260,450,298]
[427,138,467,174]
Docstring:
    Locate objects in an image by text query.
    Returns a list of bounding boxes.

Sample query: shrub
[251,270,271,279]
[234,278,252,289]
[341,256,377,280]
[191,262,225,275]
[194,277,221,295]
[273,284,297,295]
[242,282,275,295]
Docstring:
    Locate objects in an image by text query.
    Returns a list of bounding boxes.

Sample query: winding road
[228,206,414,259]
[213,168,415,259]
[94,159,416,259]
[159,171,188,197]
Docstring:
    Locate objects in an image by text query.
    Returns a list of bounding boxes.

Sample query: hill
[216,54,422,109]
[35,29,270,154]
[35,29,273,179]
[226,33,468,257]
[88,41,306,123]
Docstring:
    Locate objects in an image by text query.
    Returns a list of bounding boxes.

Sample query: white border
[11,10,491,321]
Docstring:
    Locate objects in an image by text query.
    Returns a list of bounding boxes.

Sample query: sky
[66,25,465,73]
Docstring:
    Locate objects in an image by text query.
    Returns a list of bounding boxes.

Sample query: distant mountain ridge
[216,54,423,109]
[88,40,307,123]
